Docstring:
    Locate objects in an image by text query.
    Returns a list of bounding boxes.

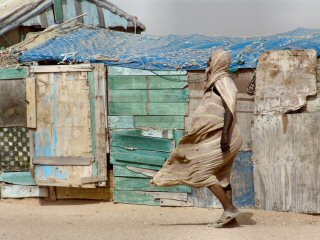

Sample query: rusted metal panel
[255,50,317,114]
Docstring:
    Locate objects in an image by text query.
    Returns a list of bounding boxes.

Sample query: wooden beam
[1,185,48,198]
[30,64,92,73]
[56,187,113,200]
[26,77,37,128]
[33,157,94,166]
[0,68,27,80]
[53,0,64,24]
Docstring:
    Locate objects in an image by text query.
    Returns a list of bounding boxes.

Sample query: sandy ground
[0,199,319,240]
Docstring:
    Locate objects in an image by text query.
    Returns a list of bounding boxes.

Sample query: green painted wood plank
[114,165,151,178]
[111,134,174,152]
[112,152,165,166]
[109,90,147,102]
[109,102,187,116]
[108,66,187,76]
[108,75,187,90]
[109,89,189,103]
[114,190,160,206]
[149,89,189,102]
[0,172,36,186]
[149,103,188,115]
[0,68,27,80]
[108,76,147,89]
[53,0,64,24]
[115,177,191,193]
[88,71,98,176]
[109,102,146,115]
[110,161,161,171]
[111,129,142,136]
[111,146,170,159]
[108,116,134,129]
[174,130,185,145]
[135,116,185,129]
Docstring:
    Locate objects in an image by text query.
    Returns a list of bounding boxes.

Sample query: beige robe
[152,75,242,188]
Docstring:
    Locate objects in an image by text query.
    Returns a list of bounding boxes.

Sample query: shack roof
[0,0,145,36]
[16,25,320,71]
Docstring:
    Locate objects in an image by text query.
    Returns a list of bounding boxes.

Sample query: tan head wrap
[205,49,231,92]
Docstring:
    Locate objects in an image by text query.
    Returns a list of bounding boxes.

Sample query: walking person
[151,49,242,227]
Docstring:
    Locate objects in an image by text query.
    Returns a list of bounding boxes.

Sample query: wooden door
[30,64,107,187]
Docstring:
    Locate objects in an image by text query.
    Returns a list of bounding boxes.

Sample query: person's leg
[208,184,237,213]
[223,184,233,205]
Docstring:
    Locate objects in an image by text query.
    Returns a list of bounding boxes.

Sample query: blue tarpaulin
[19,26,320,71]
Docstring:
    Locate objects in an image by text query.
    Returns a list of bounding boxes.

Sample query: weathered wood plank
[111,146,169,159]
[108,66,187,76]
[109,89,189,103]
[160,199,193,207]
[114,190,160,206]
[126,166,157,177]
[26,77,37,128]
[111,161,161,171]
[53,0,64,23]
[0,68,27,80]
[108,116,134,129]
[111,134,174,152]
[115,177,191,193]
[33,157,93,166]
[0,79,26,127]
[93,64,107,183]
[0,172,35,186]
[255,50,317,114]
[109,102,188,116]
[135,116,185,129]
[253,113,320,213]
[56,187,113,200]
[1,185,48,198]
[114,165,152,178]
[108,75,187,90]
[112,152,165,166]
[30,64,92,73]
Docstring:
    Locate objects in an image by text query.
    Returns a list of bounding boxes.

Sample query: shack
[0,0,145,48]
[1,24,320,212]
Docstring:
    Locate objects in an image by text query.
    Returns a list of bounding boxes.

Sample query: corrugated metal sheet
[0,0,145,37]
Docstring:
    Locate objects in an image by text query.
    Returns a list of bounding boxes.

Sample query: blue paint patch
[231,151,255,208]
[35,166,54,180]
[34,129,53,157]
[55,167,68,180]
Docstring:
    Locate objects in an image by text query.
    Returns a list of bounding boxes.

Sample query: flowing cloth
[151,50,242,188]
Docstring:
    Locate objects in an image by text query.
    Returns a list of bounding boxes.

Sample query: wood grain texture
[26,77,36,128]
[134,116,185,129]
[109,89,189,103]
[255,50,317,114]
[92,64,107,182]
[1,185,48,198]
[253,113,320,213]
[0,79,26,127]
[108,75,187,90]
[0,68,27,80]
[115,177,191,193]
[33,156,93,166]
[0,172,35,186]
[56,187,113,201]
[33,70,96,186]
[109,102,188,116]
